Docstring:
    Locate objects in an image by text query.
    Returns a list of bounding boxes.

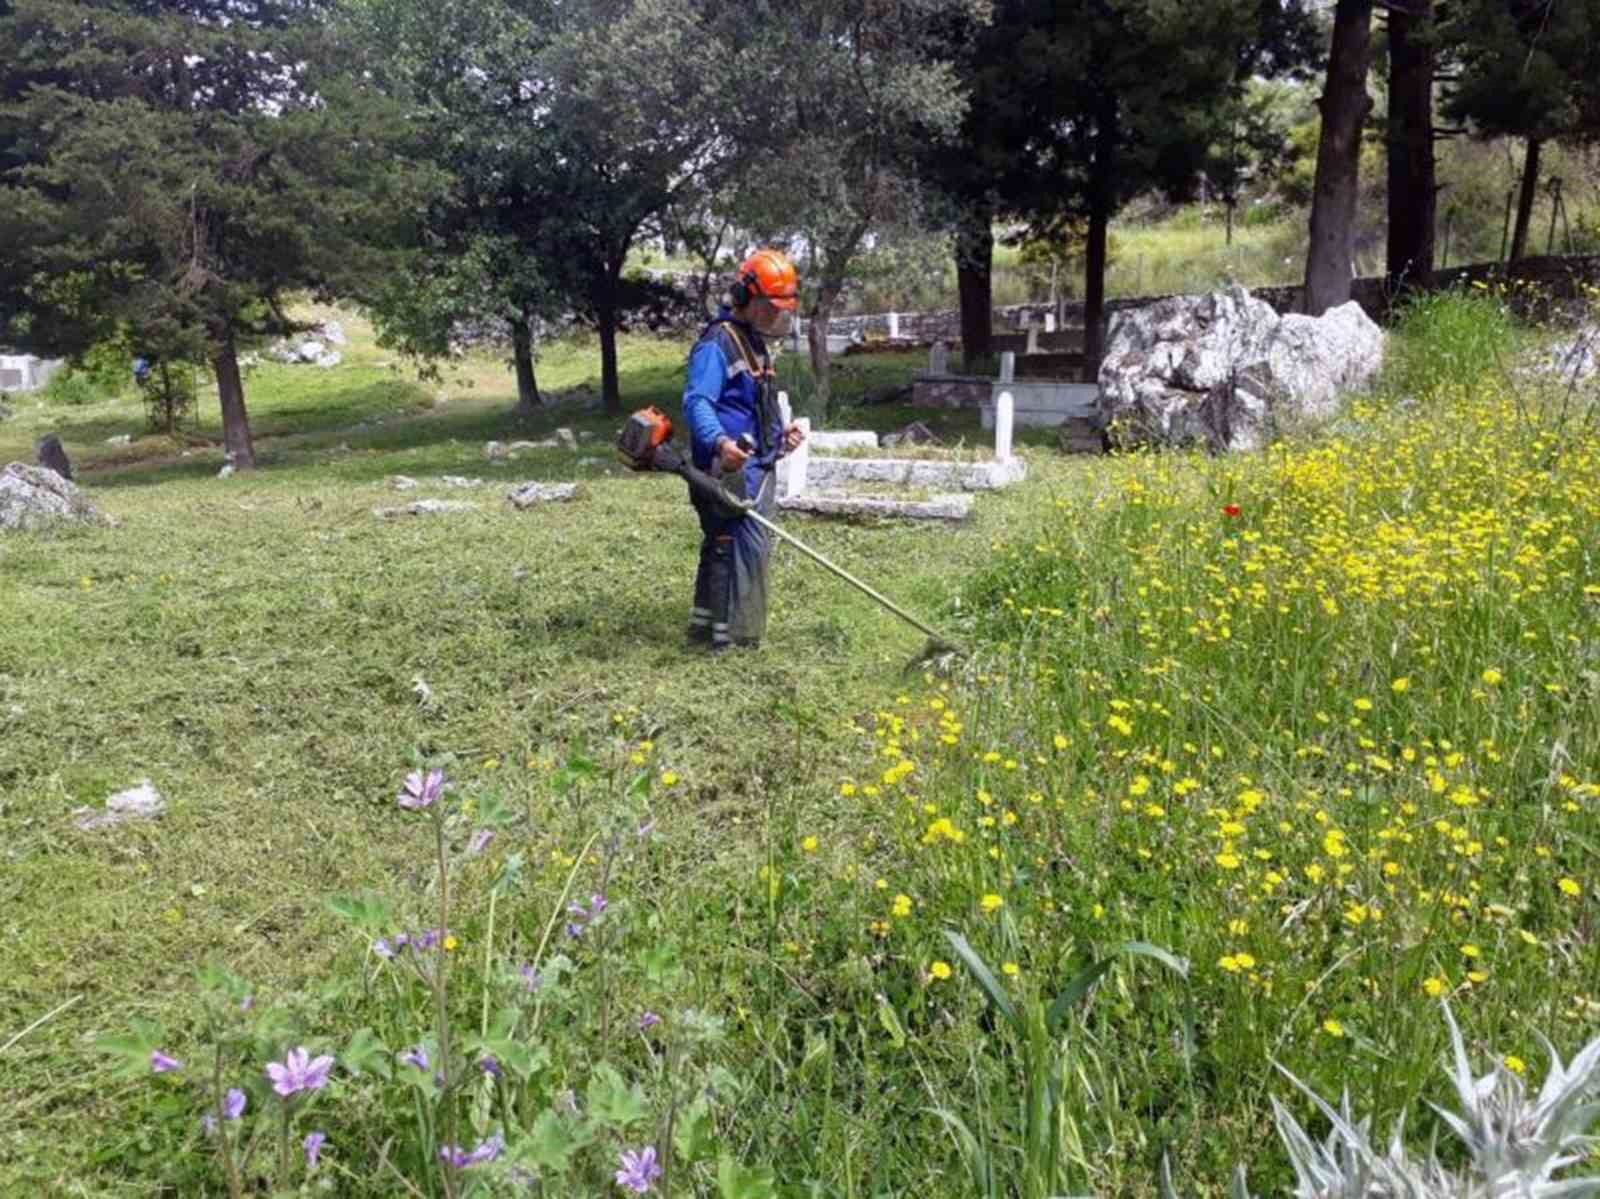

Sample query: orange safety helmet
[731,249,799,311]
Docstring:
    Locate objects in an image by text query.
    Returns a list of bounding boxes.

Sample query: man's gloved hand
[782,422,806,454]
[716,436,751,473]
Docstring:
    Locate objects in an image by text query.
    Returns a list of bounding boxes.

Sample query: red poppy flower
[1222,504,1241,517]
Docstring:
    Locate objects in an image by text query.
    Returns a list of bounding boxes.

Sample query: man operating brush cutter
[679,249,807,651]
[619,250,959,660]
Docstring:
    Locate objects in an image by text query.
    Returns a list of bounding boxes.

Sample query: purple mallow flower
[222,1088,247,1120]
[398,768,446,809]
[518,963,542,992]
[615,1146,663,1193]
[372,937,396,960]
[638,1011,661,1031]
[150,1049,183,1073]
[304,1130,327,1168]
[401,1045,430,1071]
[565,893,608,938]
[439,1132,505,1169]
[467,828,494,857]
[265,1047,334,1097]
[479,1055,501,1077]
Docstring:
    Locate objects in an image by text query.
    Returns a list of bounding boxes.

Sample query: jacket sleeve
[682,339,728,466]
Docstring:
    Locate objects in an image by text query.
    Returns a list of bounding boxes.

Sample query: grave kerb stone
[999,352,1016,384]
[782,417,811,500]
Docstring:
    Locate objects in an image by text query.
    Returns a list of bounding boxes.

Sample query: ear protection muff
[728,269,758,308]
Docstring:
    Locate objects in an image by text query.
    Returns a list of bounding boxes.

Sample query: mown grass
[2,297,1597,1197]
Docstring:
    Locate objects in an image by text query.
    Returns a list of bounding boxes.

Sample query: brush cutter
[617,406,959,653]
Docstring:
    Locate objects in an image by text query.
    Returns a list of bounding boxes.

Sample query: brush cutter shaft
[741,507,952,646]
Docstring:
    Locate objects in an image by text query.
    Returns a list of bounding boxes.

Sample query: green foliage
[40,368,102,407]
[1383,285,1523,402]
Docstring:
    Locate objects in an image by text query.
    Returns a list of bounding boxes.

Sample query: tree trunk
[955,202,994,368]
[595,255,627,416]
[1509,137,1541,262]
[1083,203,1109,384]
[1385,0,1436,295]
[212,332,254,470]
[807,281,843,420]
[510,313,541,416]
[1304,0,1374,315]
[1082,114,1115,383]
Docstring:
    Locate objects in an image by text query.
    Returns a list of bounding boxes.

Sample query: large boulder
[1098,286,1384,452]
[0,462,107,530]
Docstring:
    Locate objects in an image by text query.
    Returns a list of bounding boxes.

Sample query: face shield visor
[749,294,797,340]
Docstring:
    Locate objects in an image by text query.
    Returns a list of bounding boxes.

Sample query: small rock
[314,351,343,369]
[507,481,579,509]
[374,499,479,518]
[484,440,508,460]
[881,421,939,449]
[388,475,419,491]
[316,319,347,346]
[437,475,484,489]
[105,433,133,447]
[295,339,325,363]
[73,780,166,831]
[553,427,578,451]
[217,463,234,479]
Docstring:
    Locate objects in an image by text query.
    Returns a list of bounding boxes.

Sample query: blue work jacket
[681,310,783,485]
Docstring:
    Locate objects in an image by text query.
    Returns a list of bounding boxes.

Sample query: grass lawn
[2,299,1597,1197]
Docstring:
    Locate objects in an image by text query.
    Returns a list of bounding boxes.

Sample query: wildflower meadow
[3,292,1598,1195]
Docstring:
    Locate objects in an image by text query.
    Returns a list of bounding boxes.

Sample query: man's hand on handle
[782,422,806,454]
[716,436,751,473]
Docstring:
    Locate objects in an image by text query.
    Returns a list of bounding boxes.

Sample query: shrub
[41,369,103,406]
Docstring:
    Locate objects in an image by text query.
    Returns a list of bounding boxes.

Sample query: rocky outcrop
[1098,286,1384,452]
[0,462,107,530]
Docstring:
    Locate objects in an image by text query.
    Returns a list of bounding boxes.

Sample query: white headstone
[1026,326,1040,355]
[999,352,1016,384]
[994,391,1014,462]
[1044,312,1057,333]
[929,341,949,375]
[778,390,792,428]
[783,417,811,500]
[888,311,900,340]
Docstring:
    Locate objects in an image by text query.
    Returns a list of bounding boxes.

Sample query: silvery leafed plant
[1214,1004,1600,1199]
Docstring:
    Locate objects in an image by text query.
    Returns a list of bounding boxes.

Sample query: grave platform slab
[779,492,972,521]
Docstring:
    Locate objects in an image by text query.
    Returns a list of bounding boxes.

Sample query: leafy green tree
[345,0,741,416]
[1441,0,1600,262]
[0,0,415,468]
[733,0,980,416]
[1010,0,1318,374]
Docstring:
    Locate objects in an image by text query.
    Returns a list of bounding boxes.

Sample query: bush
[1383,284,1522,403]
[41,369,103,407]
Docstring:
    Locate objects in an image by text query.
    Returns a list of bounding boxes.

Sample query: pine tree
[0,0,415,467]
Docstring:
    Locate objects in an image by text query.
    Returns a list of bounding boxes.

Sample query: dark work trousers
[688,468,775,649]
